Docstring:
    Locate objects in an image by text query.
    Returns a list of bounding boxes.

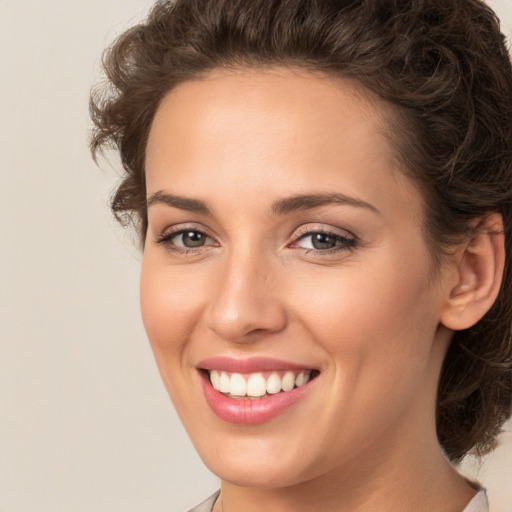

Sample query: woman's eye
[293,230,356,252]
[155,228,215,251]
[176,230,208,248]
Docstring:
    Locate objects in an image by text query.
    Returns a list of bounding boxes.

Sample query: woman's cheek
[140,262,202,353]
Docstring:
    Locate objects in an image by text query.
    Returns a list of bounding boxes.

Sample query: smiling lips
[198,357,318,424]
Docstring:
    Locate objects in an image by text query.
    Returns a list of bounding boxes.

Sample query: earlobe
[440,213,505,331]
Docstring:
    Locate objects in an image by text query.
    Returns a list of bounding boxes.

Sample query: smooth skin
[140,67,504,512]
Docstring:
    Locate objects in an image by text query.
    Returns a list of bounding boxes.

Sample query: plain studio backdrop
[0,1,511,511]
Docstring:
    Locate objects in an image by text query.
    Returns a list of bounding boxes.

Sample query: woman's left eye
[291,230,356,252]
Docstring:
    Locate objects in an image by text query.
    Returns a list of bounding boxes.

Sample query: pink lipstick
[198,357,318,424]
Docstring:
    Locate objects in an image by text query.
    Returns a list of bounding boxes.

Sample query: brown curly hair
[90,0,512,463]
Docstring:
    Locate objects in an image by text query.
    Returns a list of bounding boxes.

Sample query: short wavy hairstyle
[90,0,512,463]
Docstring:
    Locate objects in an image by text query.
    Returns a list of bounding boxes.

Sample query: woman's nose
[204,252,287,343]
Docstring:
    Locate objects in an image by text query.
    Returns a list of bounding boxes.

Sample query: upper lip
[197,356,316,373]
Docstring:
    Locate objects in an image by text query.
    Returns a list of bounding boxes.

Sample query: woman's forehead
[154,66,386,128]
[146,67,396,174]
[145,66,423,232]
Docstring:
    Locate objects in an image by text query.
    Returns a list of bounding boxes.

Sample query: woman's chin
[207,463,306,489]
[199,448,314,489]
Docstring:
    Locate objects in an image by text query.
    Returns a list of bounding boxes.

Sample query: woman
[90,0,512,511]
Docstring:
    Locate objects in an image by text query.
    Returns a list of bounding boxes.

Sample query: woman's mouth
[198,357,319,424]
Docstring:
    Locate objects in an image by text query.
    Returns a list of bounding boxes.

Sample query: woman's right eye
[155,228,216,252]
[174,230,209,248]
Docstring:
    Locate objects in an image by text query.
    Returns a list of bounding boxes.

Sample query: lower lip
[200,373,313,425]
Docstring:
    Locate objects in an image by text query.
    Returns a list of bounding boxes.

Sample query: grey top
[187,491,220,512]
[463,490,490,512]
[187,489,489,512]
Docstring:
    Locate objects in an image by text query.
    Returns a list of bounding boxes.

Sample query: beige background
[0,1,510,511]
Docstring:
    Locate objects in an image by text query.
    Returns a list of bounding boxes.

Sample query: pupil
[312,233,336,250]
[183,231,205,247]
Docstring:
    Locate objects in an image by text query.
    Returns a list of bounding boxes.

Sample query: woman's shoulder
[187,491,220,512]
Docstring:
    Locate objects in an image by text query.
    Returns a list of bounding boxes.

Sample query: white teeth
[281,371,295,392]
[230,373,247,396]
[266,372,282,394]
[208,369,313,397]
[247,373,267,397]
[210,370,220,390]
[219,371,231,393]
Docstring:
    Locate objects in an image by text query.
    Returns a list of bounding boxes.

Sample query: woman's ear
[440,213,505,331]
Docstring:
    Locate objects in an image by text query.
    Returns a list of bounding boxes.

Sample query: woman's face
[141,68,454,488]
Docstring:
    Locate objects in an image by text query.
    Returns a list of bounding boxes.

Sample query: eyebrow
[146,191,211,215]
[146,191,380,216]
[271,193,381,216]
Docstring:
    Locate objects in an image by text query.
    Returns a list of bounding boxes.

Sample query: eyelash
[154,226,357,256]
